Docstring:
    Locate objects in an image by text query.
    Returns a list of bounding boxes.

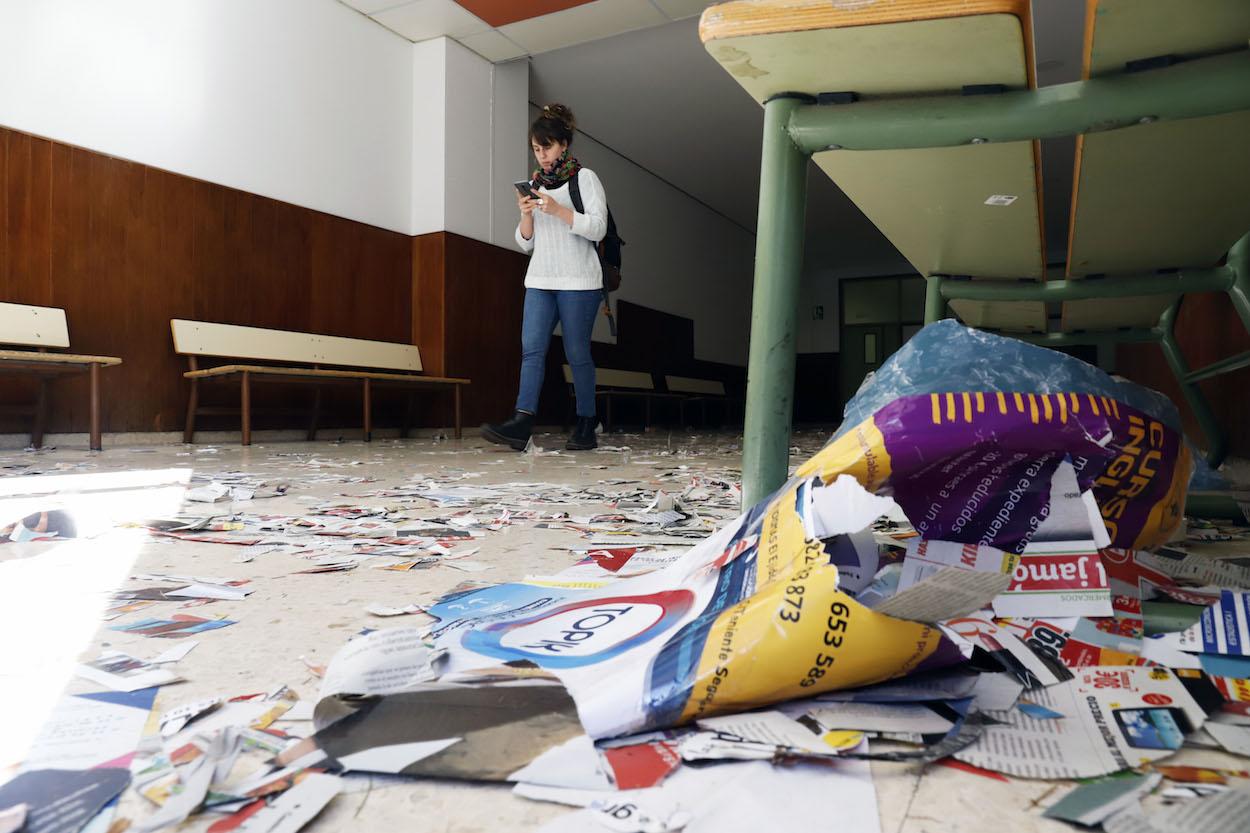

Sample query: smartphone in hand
[514,180,540,200]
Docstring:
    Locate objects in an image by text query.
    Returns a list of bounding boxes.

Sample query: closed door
[839,324,888,408]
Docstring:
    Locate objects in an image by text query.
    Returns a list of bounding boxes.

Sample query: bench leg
[401,391,415,439]
[89,363,102,451]
[362,378,372,442]
[307,386,322,441]
[453,385,462,440]
[644,396,651,430]
[240,370,252,446]
[31,377,49,449]
[183,376,198,443]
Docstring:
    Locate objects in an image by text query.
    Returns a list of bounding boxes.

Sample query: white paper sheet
[318,628,433,700]
[531,755,881,833]
[695,710,836,754]
[508,735,612,790]
[336,739,460,774]
[805,702,954,734]
[237,772,341,833]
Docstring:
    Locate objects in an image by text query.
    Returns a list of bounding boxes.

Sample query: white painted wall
[438,40,528,249]
[411,38,448,236]
[0,0,418,234]
[567,128,756,366]
[489,62,531,249]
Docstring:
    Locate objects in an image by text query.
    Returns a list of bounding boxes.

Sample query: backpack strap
[567,172,617,337]
[568,170,584,214]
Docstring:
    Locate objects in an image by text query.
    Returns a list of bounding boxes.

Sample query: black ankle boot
[566,416,598,451]
[480,411,533,451]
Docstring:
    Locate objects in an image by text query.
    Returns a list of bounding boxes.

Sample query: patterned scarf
[532,149,581,190]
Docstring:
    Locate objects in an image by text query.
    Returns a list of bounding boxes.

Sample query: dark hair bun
[542,103,575,131]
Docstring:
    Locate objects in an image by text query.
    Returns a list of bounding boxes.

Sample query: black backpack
[569,172,624,296]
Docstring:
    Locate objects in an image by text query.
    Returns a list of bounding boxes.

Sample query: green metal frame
[740,49,1250,505]
[926,231,1250,470]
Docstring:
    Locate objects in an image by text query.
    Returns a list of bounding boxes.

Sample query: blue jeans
[516,288,600,418]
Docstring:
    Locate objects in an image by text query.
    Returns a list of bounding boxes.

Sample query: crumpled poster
[429,394,1189,739]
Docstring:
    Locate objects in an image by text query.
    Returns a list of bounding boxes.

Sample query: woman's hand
[534,192,573,224]
[517,190,538,216]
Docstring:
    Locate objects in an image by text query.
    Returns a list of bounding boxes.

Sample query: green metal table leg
[1158,299,1227,468]
[924,275,945,324]
[1227,232,1250,332]
[741,95,811,508]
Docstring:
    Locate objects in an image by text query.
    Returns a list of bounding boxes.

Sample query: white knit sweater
[515,168,608,291]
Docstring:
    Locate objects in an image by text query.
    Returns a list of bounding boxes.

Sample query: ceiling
[337,0,714,62]
[345,0,1088,275]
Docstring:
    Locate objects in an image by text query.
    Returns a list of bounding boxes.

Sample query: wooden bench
[665,375,740,427]
[172,320,469,445]
[562,365,681,432]
[0,302,121,450]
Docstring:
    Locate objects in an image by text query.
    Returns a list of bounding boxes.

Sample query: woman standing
[481,104,607,451]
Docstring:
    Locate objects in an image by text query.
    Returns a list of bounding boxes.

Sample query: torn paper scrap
[19,688,157,772]
[0,769,129,833]
[1157,591,1250,656]
[0,805,25,833]
[874,566,1010,622]
[236,772,340,833]
[336,739,461,774]
[1043,772,1162,826]
[294,682,583,781]
[533,756,880,833]
[75,651,182,692]
[318,628,433,700]
[956,666,1210,778]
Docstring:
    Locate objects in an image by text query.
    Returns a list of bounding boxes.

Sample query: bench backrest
[665,376,725,396]
[563,364,654,390]
[0,302,71,349]
[171,319,422,372]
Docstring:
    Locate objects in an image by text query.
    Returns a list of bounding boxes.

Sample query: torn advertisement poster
[429,475,963,739]
[1155,591,1250,656]
[0,768,130,833]
[427,392,1188,740]
[286,681,583,781]
[943,613,1074,689]
[801,393,1189,554]
[898,539,1111,619]
[955,666,1214,778]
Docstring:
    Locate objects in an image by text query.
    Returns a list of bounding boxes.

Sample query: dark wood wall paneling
[9,122,1245,453]
[0,126,413,436]
[1117,291,1250,458]
[414,232,529,428]
[536,301,748,428]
